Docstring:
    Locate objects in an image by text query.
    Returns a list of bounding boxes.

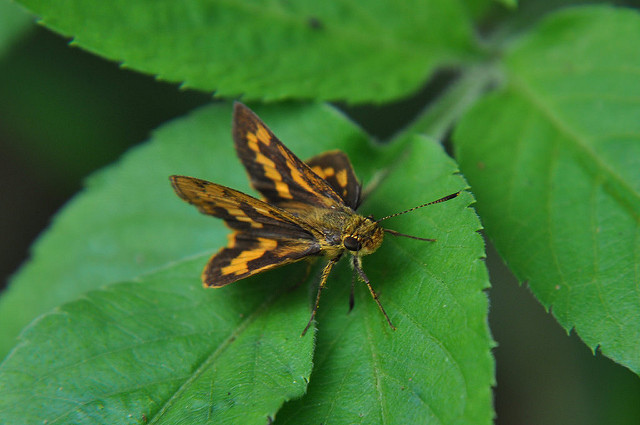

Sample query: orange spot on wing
[281,146,319,200]
[256,151,276,169]
[255,124,271,145]
[336,169,348,188]
[323,167,335,177]
[221,238,277,276]
[247,131,293,200]
[225,207,264,227]
[275,181,293,199]
[311,166,335,180]
[227,233,238,248]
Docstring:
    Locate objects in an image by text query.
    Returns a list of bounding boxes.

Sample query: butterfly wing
[170,175,321,286]
[202,234,318,287]
[306,150,361,210]
[233,103,345,210]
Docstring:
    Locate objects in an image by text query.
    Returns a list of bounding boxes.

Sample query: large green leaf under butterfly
[0,104,381,357]
[0,103,492,424]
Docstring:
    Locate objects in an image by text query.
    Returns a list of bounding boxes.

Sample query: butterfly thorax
[306,206,384,258]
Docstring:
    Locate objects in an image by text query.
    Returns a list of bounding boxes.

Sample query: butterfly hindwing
[306,150,361,210]
[203,234,319,287]
[233,103,345,209]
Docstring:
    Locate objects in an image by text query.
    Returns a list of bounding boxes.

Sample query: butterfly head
[342,216,384,256]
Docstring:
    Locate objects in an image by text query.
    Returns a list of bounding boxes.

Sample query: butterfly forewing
[170,175,323,286]
[170,176,315,236]
[233,103,345,210]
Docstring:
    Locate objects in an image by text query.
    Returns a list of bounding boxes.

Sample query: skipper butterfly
[170,103,459,335]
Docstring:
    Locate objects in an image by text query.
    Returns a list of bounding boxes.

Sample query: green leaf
[0,103,378,358]
[277,138,493,424]
[0,0,33,56]
[494,0,517,9]
[0,258,314,424]
[16,0,479,103]
[0,103,492,423]
[454,6,640,374]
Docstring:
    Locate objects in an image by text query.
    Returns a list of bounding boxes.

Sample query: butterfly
[170,103,459,335]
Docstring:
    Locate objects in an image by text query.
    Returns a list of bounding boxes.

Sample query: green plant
[0,0,638,424]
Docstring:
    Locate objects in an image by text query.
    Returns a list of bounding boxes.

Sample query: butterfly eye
[343,236,362,251]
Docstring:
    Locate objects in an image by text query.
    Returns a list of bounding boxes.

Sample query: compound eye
[343,236,362,251]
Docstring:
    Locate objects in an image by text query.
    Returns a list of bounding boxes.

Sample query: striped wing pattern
[170,175,321,286]
[232,104,345,210]
[306,150,361,210]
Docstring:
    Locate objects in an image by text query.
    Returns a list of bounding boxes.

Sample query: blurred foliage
[0,24,209,289]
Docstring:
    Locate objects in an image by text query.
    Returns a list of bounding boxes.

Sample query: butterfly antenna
[375,191,460,223]
[384,229,436,241]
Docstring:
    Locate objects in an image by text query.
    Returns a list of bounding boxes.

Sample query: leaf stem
[394,62,503,143]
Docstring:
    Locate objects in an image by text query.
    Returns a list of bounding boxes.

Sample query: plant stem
[395,62,502,143]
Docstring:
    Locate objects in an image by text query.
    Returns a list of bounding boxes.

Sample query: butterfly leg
[352,256,396,331]
[348,272,356,313]
[301,255,341,336]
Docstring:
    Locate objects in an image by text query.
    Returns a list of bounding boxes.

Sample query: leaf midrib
[213,0,436,58]
[363,289,388,425]
[509,74,640,219]
[147,275,288,423]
